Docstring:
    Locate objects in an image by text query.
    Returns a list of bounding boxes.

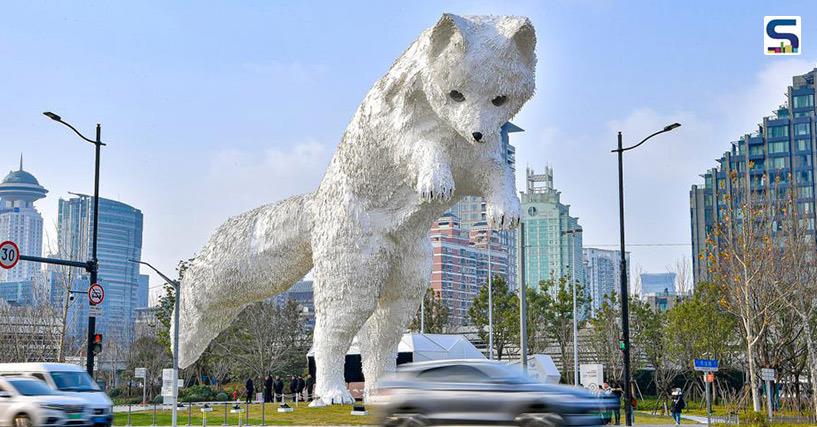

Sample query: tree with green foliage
[586,293,623,384]
[409,288,450,333]
[468,275,518,360]
[527,276,590,383]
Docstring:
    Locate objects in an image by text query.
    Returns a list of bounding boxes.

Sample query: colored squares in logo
[764,16,801,56]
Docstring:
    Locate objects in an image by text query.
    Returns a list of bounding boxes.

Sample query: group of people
[244,374,315,403]
[597,383,685,426]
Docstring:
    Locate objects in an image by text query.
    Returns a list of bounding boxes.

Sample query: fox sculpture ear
[429,13,467,60]
[507,17,536,67]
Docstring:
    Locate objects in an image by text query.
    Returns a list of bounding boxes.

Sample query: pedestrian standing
[264,374,273,403]
[611,383,623,425]
[288,376,298,401]
[273,376,284,401]
[297,376,305,400]
[670,389,686,426]
[245,378,255,404]
[305,374,315,401]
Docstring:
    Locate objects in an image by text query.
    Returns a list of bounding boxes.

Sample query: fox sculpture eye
[492,95,507,106]
[449,90,465,102]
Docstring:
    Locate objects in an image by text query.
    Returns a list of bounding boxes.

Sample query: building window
[768,125,789,138]
[768,141,788,154]
[798,139,811,151]
[749,145,764,156]
[769,157,787,169]
[793,94,815,109]
[798,186,814,199]
[795,111,813,118]
[795,123,811,136]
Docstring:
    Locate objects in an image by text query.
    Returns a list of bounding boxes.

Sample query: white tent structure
[306,333,485,385]
[510,354,561,384]
[398,333,486,361]
[306,333,485,362]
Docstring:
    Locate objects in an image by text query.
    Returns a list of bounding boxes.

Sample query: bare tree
[707,171,794,412]
[774,184,817,418]
[669,257,693,296]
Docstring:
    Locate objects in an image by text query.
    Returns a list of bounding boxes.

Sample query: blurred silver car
[370,360,617,427]
[0,377,89,427]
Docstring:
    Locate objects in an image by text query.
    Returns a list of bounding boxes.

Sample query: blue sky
[2,1,816,298]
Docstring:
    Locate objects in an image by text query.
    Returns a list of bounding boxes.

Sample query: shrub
[215,392,229,401]
[152,394,164,405]
[180,385,216,402]
[740,411,769,427]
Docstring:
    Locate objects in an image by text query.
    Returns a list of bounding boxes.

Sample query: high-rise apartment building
[582,248,629,317]
[428,123,521,325]
[691,68,817,283]
[639,272,676,296]
[519,167,584,292]
[56,195,144,343]
[429,214,509,325]
[0,157,47,306]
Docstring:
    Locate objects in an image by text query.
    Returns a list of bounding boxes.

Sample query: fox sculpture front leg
[413,140,455,201]
[482,150,522,230]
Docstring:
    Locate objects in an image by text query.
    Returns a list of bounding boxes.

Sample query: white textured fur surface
[175,13,536,405]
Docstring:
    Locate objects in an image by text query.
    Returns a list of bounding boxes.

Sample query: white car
[0,377,89,427]
[0,365,111,427]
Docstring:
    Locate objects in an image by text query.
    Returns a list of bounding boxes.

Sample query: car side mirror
[0,391,11,398]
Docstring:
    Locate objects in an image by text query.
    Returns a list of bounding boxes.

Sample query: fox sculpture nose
[472,132,483,142]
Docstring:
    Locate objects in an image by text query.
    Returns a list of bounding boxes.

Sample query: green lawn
[114,404,374,426]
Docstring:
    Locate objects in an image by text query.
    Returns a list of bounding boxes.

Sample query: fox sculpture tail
[173,193,314,368]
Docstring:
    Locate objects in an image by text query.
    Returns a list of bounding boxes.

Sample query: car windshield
[7,379,55,396]
[51,371,101,392]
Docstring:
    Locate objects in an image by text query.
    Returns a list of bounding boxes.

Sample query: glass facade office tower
[582,248,629,317]
[0,157,47,305]
[57,195,144,343]
[520,167,584,292]
[691,68,817,283]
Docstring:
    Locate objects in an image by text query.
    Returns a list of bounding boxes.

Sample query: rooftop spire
[19,153,23,171]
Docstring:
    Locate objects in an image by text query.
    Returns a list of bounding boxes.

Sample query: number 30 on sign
[0,241,19,270]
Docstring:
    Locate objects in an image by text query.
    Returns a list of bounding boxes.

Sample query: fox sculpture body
[176,13,537,405]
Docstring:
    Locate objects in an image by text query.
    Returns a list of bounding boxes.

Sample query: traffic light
[92,334,103,355]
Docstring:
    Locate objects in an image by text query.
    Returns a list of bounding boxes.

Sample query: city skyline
[2,1,815,297]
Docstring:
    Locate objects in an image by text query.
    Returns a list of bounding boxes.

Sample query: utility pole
[18,112,105,377]
[519,223,528,374]
[612,123,681,426]
[487,227,493,360]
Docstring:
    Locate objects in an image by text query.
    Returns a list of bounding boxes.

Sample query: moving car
[0,376,89,427]
[370,360,618,427]
[0,364,111,427]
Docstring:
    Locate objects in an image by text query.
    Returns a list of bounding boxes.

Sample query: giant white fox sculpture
[175,13,536,405]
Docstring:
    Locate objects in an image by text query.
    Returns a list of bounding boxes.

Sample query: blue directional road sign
[694,359,719,372]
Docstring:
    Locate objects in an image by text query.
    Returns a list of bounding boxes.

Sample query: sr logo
[765,16,801,55]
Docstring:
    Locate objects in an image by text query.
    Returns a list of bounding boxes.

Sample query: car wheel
[515,412,563,427]
[382,412,429,427]
[13,414,32,427]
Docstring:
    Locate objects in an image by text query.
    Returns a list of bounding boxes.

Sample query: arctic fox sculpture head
[421,14,536,144]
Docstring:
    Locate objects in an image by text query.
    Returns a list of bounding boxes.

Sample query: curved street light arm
[43,112,106,146]
[129,259,178,287]
[611,123,681,153]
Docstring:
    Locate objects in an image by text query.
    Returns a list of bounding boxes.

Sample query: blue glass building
[56,195,144,343]
[691,68,817,282]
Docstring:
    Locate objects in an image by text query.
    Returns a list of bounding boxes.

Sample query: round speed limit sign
[0,241,19,270]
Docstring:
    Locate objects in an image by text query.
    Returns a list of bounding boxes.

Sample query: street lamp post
[44,112,104,377]
[131,260,180,427]
[562,228,582,386]
[519,223,528,374]
[612,122,680,426]
[487,227,493,360]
